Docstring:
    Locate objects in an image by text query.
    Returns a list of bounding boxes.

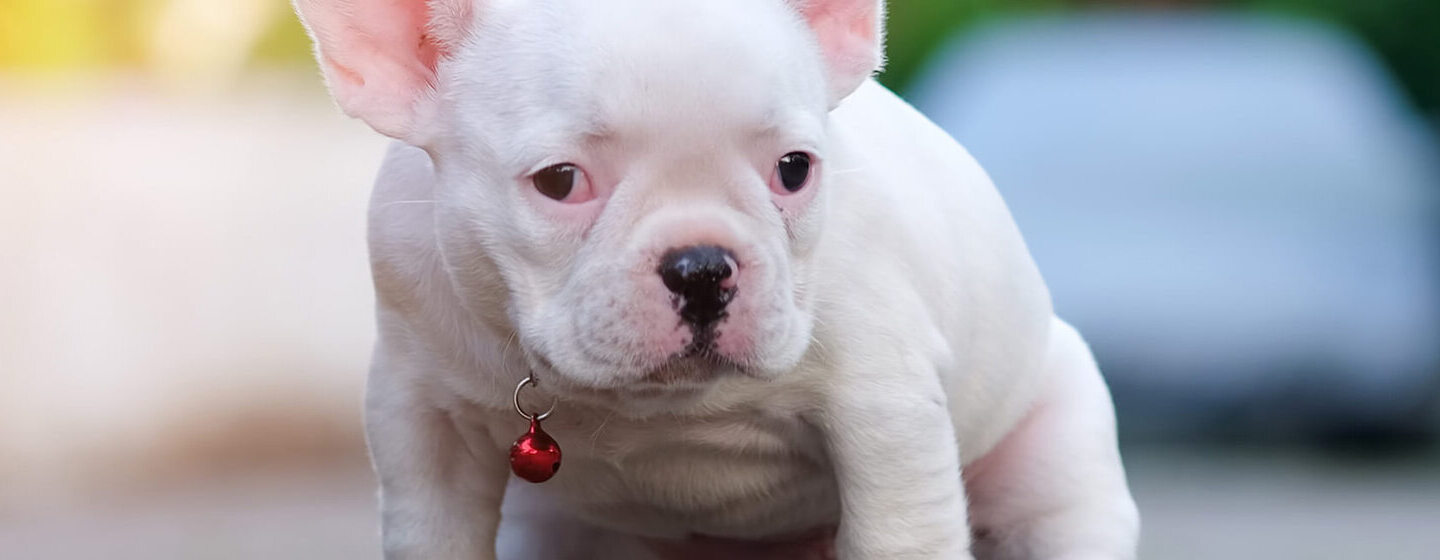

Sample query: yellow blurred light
[0,0,112,69]
[146,0,281,88]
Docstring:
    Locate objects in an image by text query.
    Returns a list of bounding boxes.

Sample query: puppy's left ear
[790,0,885,107]
[294,0,480,143]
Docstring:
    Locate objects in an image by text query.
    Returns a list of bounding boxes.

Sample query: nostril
[658,245,738,326]
[659,245,736,295]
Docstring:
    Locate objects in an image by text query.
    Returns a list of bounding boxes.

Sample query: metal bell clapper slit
[510,376,561,483]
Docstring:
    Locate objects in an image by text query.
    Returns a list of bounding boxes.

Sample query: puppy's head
[297,0,884,391]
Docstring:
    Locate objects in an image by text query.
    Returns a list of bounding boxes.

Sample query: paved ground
[3,449,1439,559]
[1128,449,1440,559]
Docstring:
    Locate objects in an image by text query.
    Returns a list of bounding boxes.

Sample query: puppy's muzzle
[658,245,737,329]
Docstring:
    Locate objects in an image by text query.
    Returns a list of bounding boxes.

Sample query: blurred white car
[909,13,1440,442]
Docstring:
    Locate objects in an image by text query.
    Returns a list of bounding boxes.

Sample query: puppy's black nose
[659,245,737,326]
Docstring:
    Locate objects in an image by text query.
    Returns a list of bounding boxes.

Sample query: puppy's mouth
[522,338,746,393]
[526,350,745,415]
[640,347,747,386]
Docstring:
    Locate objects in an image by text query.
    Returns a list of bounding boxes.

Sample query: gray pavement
[4,449,1439,559]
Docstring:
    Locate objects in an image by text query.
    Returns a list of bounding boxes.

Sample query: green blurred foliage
[880,0,1068,94]
[0,0,1435,114]
[879,0,1440,115]
[250,5,313,64]
[1245,0,1440,115]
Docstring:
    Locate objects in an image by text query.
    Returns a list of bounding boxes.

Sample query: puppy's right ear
[294,0,479,143]
[790,0,885,107]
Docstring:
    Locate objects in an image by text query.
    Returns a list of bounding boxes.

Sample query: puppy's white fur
[295,0,1140,558]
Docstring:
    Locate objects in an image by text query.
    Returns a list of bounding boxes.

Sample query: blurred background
[1,0,1437,558]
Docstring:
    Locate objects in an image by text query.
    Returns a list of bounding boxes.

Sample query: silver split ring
[513,375,556,421]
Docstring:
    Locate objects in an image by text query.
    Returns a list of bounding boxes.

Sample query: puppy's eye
[773,152,813,194]
[531,163,593,202]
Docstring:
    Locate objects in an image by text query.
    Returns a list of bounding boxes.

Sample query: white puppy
[294,0,1139,558]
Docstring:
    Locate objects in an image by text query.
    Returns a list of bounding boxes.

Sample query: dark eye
[776,152,812,193]
[532,163,579,201]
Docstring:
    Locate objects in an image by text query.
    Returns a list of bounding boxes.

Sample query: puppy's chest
[537,409,840,539]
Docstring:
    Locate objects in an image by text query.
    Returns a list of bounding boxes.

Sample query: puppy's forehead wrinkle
[455,0,826,168]
[580,1,823,127]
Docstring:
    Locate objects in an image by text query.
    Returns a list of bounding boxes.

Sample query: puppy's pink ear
[792,0,885,106]
[294,0,478,141]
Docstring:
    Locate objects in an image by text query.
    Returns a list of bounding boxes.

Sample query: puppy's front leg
[818,357,974,560]
[368,362,509,560]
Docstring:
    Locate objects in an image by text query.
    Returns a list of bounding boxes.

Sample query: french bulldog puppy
[293,0,1139,558]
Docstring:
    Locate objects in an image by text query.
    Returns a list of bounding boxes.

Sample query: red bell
[510,416,562,483]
